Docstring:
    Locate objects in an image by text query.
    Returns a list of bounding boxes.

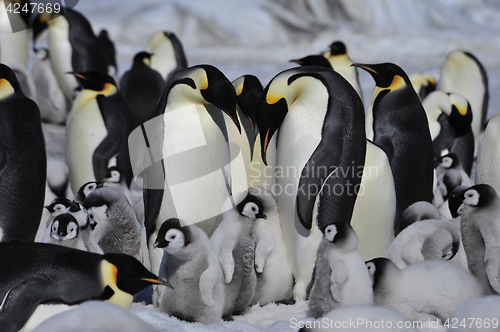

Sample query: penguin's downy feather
[254,220,275,273]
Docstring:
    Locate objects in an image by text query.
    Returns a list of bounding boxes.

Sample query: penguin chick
[43,213,86,251]
[210,191,266,317]
[455,184,500,294]
[436,153,473,186]
[0,242,165,332]
[74,181,104,204]
[308,222,373,319]
[154,218,224,324]
[451,296,500,331]
[83,187,141,260]
[434,169,463,210]
[385,219,461,269]
[66,201,103,254]
[366,258,484,322]
[249,187,294,306]
[35,197,73,242]
[400,201,442,231]
[104,166,133,204]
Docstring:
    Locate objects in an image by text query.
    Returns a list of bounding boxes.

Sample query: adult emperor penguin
[0,63,46,243]
[84,187,142,260]
[353,62,434,236]
[437,50,489,158]
[476,112,500,194]
[230,75,262,191]
[290,55,333,69]
[32,9,116,100]
[0,242,165,332]
[120,51,165,130]
[321,41,363,100]
[210,191,266,317]
[257,65,366,300]
[31,48,69,124]
[409,72,436,101]
[43,213,86,251]
[145,30,188,81]
[140,64,241,275]
[308,222,373,318]
[154,218,224,324]
[422,91,472,162]
[366,258,483,322]
[455,184,500,294]
[66,71,133,194]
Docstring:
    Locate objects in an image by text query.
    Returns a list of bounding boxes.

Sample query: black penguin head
[322,222,357,251]
[233,75,263,131]
[132,51,153,66]
[446,93,473,137]
[289,55,332,69]
[236,193,267,221]
[440,169,462,201]
[45,197,72,215]
[50,213,79,240]
[365,257,397,289]
[77,181,105,202]
[448,185,468,218]
[102,253,170,296]
[154,218,192,254]
[351,62,410,89]
[105,166,122,183]
[328,41,347,56]
[437,153,460,170]
[69,71,117,92]
[0,64,23,97]
[455,184,499,208]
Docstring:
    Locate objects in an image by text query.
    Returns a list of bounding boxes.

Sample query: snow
[17,0,500,330]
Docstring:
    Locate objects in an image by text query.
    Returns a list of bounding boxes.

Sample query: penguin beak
[256,212,267,220]
[256,96,288,166]
[154,240,169,249]
[289,59,302,65]
[351,63,378,75]
[69,201,81,213]
[141,277,174,290]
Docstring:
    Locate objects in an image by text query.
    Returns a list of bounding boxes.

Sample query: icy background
[24,0,500,331]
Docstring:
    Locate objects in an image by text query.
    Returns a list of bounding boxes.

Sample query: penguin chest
[66,99,107,190]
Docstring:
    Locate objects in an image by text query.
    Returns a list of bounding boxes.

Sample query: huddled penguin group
[0,4,498,331]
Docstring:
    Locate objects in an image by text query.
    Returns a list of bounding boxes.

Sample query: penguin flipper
[199,247,221,307]
[254,220,275,273]
[327,260,347,303]
[401,240,425,266]
[484,245,500,293]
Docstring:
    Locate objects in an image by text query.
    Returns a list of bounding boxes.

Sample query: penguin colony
[0,4,498,331]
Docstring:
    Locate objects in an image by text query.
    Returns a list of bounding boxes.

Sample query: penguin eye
[252,207,256,212]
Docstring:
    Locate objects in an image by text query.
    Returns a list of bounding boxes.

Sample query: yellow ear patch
[389,75,406,91]
[449,94,469,116]
[233,78,244,97]
[266,93,281,105]
[143,58,151,67]
[0,79,15,100]
[101,260,133,310]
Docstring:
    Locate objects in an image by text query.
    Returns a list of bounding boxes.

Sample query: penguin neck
[423,92,450,125]
[0,79,15,100]
[169,226,203,261]
[100,260,133,309]
[73,84,118,110]
[165,84,206,111]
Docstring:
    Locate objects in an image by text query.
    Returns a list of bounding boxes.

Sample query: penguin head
[76,181,105,202]
[289,55,332,69]
[365,257,399,289]
[446,93,472,137]
[236,193,267,220]
[233,75,263,131]
[401,201,442,231]
[133,51,154,67]
[166,65,240,132]
[437,153,460,170]
[105,166,122,183]
[50,213,79,241]
[448,185,468,218]
[68,201,90,228]
[328,41,348,56]
[35,48,49,61]
[456,184,498,208]
[101,253,170,308]
[83,187,130,235]
[70,71,117,93]
[351,62,410,90]
[154,218,192,255]
[323,222,358,251]
[439,169,462,202]
[0,64,23,99]
[45,197,72,216]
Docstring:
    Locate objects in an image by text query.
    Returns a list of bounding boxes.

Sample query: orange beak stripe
[360,66,377,74]
[248,117,254,130]
[263,129,270,154]
[73,73,86,80]
[141,278,164,285]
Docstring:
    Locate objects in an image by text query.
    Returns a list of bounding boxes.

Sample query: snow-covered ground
[18,0,500,331]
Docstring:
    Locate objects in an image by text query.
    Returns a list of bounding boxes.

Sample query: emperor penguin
[400,201,442,231]
[31,48,69,124]
[104,166,134,204]
[32,9,115,100]
[0,242,165,332]
[63,200,103,254]
[385,219,465,269]
[409,72,436,101]
[139,64,241,275]
[120,51,165,130]
[434,169,464,215]
[230,75,262,191]
[353,62,434,236]
[308,222,373,318]
[437,50,489,158]
[97,29,118,79]
[422,91,472,162]
[210,191,267,317]
[45,159,72,205]
[455,184,500,294]
[436,153,473,187]
[0,1,30,69]
[83,187,142,260]
[0,63,46,243]
[66,71,133,194]
[321,41,363,100]
[249,187,294,306]
[43,213,86,251]
[289,55,333,69]
[154,218,224,324]
[366,257,484,322]
[35,197,73,242]
[256,65,366,300]
[451,296,500,331]
[74,181,104,204]
[476,112,500,195]
[145,30,188,81]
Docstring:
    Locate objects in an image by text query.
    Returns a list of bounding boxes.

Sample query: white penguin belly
[351,140,396,260]
[476,113,500,194]
[66,99,107,193]
[148,39,176,80]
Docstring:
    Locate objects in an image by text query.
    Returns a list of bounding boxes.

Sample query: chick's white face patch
[324,224,338,242]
